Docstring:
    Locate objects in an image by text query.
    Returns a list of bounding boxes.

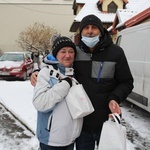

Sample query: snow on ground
[0,80,150,150]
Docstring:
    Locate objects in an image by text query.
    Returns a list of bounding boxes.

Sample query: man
[30,14,134,150]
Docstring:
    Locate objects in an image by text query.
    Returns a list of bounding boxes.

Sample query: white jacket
[33,59,83,146]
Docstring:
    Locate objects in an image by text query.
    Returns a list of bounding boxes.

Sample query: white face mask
[81,35,100,48]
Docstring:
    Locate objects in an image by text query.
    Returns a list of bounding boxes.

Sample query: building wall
[0,2,74,52]
[0,0,73,4]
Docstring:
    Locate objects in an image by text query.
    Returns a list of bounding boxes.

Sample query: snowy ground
[0,79,150,150]
[0,103,38,150]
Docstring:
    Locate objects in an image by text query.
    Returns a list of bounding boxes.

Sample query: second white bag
[65,79,94,119]
[98,113,127,150]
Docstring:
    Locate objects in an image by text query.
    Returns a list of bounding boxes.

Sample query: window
[115,35,122,46]
[108,2,118,13]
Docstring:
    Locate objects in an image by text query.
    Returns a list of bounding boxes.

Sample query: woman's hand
[30,71,39,86]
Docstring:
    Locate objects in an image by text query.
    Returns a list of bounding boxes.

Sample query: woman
[33,36,83,150]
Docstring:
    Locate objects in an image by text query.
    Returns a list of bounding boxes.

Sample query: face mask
[81,35,100,48]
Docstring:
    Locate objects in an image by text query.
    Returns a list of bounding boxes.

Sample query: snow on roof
[116,9,138,24]
[127,0,150,11]
[76,0,87,4]
[74,0,149,28]
[116,0,150,27]
[74,1,115,23]
[107,25,113,31]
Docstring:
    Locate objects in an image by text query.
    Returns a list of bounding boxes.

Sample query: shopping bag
[98,113,126,150]
[65,78,94,119]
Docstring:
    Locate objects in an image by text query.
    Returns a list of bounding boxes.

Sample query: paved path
[0,103,38,150]
[0,101,150,150]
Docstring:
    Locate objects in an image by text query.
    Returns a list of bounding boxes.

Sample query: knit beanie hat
[52,36,76,57]
[79,14,104,36]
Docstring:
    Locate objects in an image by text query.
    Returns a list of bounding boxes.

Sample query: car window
[0,53,24,61]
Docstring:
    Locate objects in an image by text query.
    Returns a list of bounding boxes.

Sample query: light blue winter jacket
[33,55,83,146]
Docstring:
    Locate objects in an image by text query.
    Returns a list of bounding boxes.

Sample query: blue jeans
[76,131,100,150]
[40,143,74,150]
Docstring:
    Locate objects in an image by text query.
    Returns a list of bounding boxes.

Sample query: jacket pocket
[37,112,53,139]
[45,114,53,132]
[92,61,116,79]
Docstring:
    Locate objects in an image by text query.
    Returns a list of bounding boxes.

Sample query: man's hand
[109,100,121,115]
[30,71,39,86]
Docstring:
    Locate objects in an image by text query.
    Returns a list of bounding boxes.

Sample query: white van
[115,22,150,112]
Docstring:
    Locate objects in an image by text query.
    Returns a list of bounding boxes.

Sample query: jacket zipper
[97,62,104,82]
[90,53,95,133]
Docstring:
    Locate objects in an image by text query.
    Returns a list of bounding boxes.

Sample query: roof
[70,1,115,32]
[70,0,150,32]
[126,0,150,11]
[76,0,88,4]
[124,7,150,28]
[76,0,128,4]
[116,0,150,28]
[116,9,138,27]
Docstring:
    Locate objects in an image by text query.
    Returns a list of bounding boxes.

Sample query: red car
[0,52,34,80]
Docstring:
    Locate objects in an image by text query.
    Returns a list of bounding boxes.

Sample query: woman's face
[56,47,75,67]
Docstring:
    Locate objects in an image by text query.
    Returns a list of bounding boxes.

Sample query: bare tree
[17,22,59,55]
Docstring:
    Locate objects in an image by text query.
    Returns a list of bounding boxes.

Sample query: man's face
[81,25,101,37]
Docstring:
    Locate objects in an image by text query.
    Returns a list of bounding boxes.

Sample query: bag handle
[110,113,121,124]
[71,77,79,85]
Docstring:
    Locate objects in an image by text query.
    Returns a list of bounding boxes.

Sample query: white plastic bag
[65,78,94,119]
[98,113,126,150]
